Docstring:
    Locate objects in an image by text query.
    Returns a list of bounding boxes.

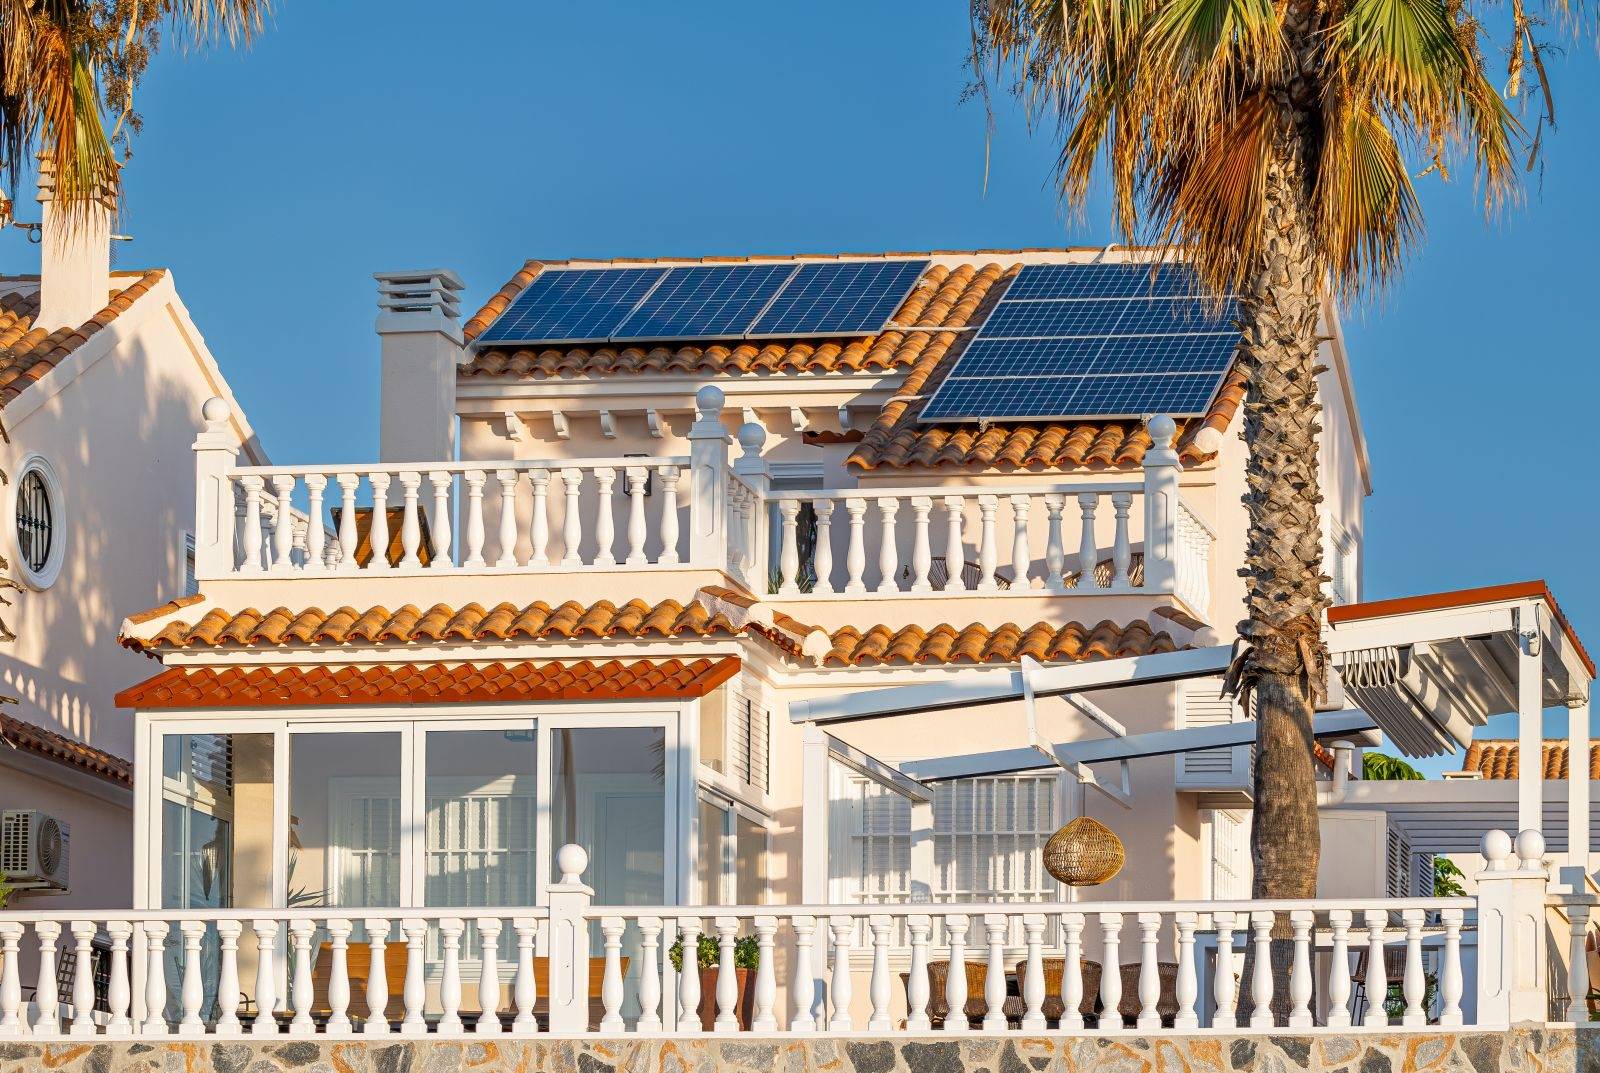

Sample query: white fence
[0,834,1577,1039]
[191,391,1214,613]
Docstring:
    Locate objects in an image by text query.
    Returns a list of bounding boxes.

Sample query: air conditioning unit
[1,810,70,893]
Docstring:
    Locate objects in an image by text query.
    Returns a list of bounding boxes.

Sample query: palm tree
[1,0,269,219]
[967,0,1546,906]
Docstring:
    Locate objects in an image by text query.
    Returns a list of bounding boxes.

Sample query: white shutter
[1385,825,1414,897]
[1181,678,1245,777]
[730,694,770,793]
[1208,809,1252,899]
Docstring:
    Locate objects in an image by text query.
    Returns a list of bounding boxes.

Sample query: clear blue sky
[8,2,1597,768]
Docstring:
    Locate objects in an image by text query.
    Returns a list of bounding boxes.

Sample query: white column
[1075,493,1099,590]
[559,468,584,567]
[367,473,392,571]
[1008,494,1031,588]
[177,919,207,1035]
[476,918,504,1034]
[975,496,999,592]
[599,917,626,1032]
[659,465,681,564]
[812,501,836,594]
[527,470,551,567]
[397,472,423,567]
[1098,914,1122,1033]
[790,916,817,1032]
[287,919,316,1035]
[363,919,391,1035]
[428,471,453,567]
[1141,415,1180,593]
[1043,494,1066,590]
[400,919,428,1036]
[827,916,854,1031]
[752,917,778,1032]
[545,845,595,1033]
[34,920,62,1035]
[874,498,900,594]
[1020,914,1047,1031]
[69,921,100,1037]
[1568,688,1592,880]
[191,398,241,577]
[1212,912,1237,1030]
[944,915,969,1033]
[910,496,934,592]
[637,917,663,1033]
[910,798,934,904]
[686,385,732,568]
[1518,606,1543,836]
[0,922,24,1037]
[250,920,278,1037]
[1135,913,1161,1030]
[1060,913,1085,1031]
[495,469,520,567]
[906,915,932,1031]
[511,918,540,1033]
[942,496,966,591]
[867,915,894,1031]
[437,917,465,1034]
[1325,910,1353,1028]
[324,918,354,1034]
[1173,912,1198,1031]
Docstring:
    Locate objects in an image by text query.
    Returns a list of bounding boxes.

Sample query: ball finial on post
[1481,829,1513,869]
[201,396,231,430]
[1514,829,1546,869]
[695,384,725,420]
[737,421,767,460]
[1146,413,1177,449]
[556,843,589,885]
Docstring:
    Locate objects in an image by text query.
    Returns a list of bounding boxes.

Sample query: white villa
[0,244,1593,1044]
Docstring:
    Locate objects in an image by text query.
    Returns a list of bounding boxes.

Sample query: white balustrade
[0,890,1502,1039]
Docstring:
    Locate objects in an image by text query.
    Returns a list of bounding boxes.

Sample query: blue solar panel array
[476,259,930,347]
[919,261,1240,422]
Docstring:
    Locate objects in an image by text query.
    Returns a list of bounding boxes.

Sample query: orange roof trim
[117,658,741,709]
[1461,739,1600,781]
[0,712,131,787]
[824,617,1180,667]
[1330,580,1594,679]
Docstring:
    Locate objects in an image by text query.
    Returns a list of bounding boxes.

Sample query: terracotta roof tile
[117,657,741,709]
[0,712,130,787]
[123,598,743,653]
[823,617,1180,667]
[462,259,1004,380]
[1461,739,1600,781]
[0,271,165,407]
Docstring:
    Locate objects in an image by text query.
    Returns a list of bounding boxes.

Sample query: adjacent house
[0,178,262,911]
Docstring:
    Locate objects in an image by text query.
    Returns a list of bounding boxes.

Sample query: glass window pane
[735,814,766,905]
[698,799,727,905]
[289,731,402,908]
[550,728,666,904]
[160,733,274,909]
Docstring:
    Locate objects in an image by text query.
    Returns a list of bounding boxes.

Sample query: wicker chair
[1116,962,1182,1026]
[901,960,1025,1028]
[1012,957,1102,1022]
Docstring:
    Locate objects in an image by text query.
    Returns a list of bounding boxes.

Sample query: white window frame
[10,452,64,590]
[695,784,773,906]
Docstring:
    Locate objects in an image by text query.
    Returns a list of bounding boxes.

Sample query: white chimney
[35,166,114,333]
[376,269,466,462]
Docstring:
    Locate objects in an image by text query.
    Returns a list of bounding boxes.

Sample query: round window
[12,455,63,589]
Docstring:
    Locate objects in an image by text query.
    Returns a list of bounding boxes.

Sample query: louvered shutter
[1181,678,1247,780]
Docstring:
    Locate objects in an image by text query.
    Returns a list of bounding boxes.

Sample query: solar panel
[612,263,799,341]
[918,261,1240,423]
[748,260,929,338]
[475,267,668,346]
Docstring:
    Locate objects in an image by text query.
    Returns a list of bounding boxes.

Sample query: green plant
[1363,752,1425,781]
[1383,974,1438,1020]
[0,873,12,909]
[1433,857,1467,898]
[669,933,759,972]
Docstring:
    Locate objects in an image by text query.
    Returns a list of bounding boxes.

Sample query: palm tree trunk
[1231,12,1330,1022]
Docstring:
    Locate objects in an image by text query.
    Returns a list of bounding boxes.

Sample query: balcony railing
[0,833,1577,1039]
[190,389,1213,610]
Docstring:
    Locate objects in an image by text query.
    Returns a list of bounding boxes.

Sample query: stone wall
[0,1028,1591,1073]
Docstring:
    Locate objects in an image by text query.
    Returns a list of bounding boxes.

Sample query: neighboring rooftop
[1461,739,1600,781]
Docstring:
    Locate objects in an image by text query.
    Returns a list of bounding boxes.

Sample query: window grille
[16,469,52,574]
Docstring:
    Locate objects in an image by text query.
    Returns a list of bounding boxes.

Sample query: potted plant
[669,932,759,1030]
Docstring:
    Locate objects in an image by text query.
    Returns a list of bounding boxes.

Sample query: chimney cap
[375,269,464,341]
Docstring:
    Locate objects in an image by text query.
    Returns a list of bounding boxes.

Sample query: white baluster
[368,473,392,571]
[1021,914,1046,1031]
[438,917,465,1034]
[495,470,519,567]
[1009,494,1032,588]
[625,467,649,565]
[463,471,488,567]
[325,918,353,1034]
[270,474,296,572]
[512,918,540,1033]
[1136,912,1162,1030]
[1362,910,1388,1027]
[827,916,854,1032]
[559,468,584,567]
[599,917,626,1032]
[336,474,360,571]
[714,917,740,1033]
[1213,912,1237,1030]
[812,501,835,594]
[142,921,168,1036]
[1061,913,1085,1031]
[249,920,277,1036]
[527,470,551,567]
[1569,901,1592,1025]
[875,498,900,593]
[1248,912,1274,1028]
[398,472,423,567]
[1173,912,1199,1031]
[868,915,893,1031]
[1043,494,1066,590]
[791,916,817,1033]
[637,917,663,1032]
[593,468,617,566]
[975,496,999,592]
[69,921,99,1037]
[476,918,503,1034]
[944,914,969,1034]
[1099,914,1122,1033]
[303,475,327,573]
[1326,910,1353,1028]
[177,919,206,1035]
[1110,491,1133,586]
[0,922,23,1036]
[844,499,868,594]
[209,919,241,1036]
[401,919,428,1036]
[1402,908,1426,1026]
[1288,910,1313,1029]
[34,920,61,1035]
[942,496,967,591]
[287,919,315,1035]
[753,916,778,1032]
[239,475,265,573]
[363,919,390,1036]
[1440,907,1465,1027]
[659,465,681,564]
[982,914,1007,1031]
[906,915,932,1031]
[909,497,934,592]
[428,471,452,567]
[1076,493,1099,589]
[105,920,133,1037]
[677,917,702,1035]
[778,501,802,595]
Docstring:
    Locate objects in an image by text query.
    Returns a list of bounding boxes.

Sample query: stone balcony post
[1141,414,1180,594]
[687,385,732,570]
[1473,828,1551,1027]
[191,397,239,580]
[544,844,595,1033]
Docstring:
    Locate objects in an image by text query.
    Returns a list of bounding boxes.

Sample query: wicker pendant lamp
[1043,816,1125,887]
